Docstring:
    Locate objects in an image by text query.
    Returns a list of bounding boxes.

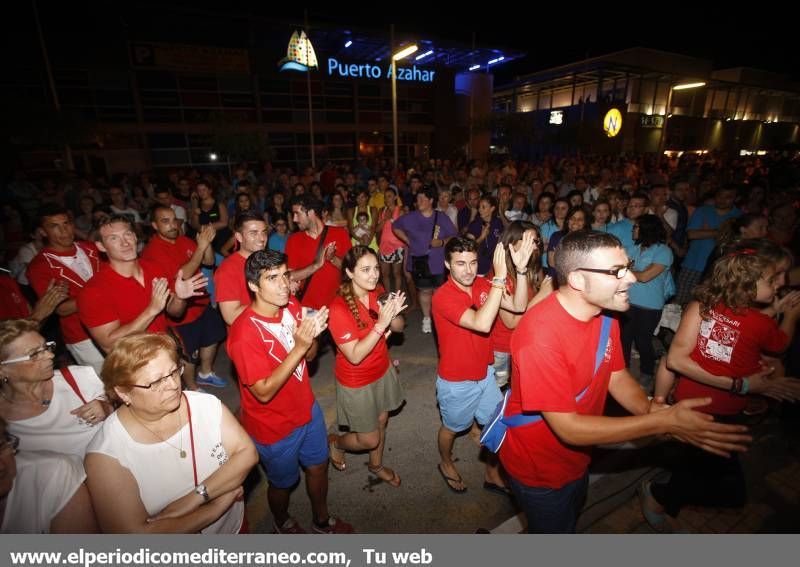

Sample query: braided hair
[338,245,380,329]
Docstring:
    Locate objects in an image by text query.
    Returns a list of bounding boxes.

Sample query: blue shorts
[436,366,502,433]
[252,402,329,489]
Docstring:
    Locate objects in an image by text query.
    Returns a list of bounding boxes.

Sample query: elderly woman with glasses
[326,246,407,487]
[84,333,257,533]
[1,417,98,533]
[0,319,111,457]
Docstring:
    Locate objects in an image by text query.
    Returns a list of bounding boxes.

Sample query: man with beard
[499,231,752,533]
[142,205,227,390]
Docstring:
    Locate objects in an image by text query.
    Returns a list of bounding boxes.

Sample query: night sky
[3,2,797,84]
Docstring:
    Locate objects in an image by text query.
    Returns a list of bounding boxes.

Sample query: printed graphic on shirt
[698,316,740,364]
[249,310,305,381]
[340,332,352,341]
[210,441,229,467]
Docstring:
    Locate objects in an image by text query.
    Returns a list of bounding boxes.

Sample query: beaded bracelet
[371,325,385,337]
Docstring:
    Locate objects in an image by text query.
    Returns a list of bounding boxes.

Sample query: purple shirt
[393,210,457,275]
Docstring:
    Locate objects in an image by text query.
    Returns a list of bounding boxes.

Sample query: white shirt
[45,246,94,282]
[86,391,243,534]
[1,451,85,534]
[7,366,105,458]
[9,242,40,285]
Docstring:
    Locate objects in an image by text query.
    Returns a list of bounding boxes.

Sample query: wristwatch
[194,483,210,503]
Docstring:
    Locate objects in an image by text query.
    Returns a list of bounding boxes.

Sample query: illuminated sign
[640,115,664,128]
[278,30,318,72]
[603,109,623,138]
[327,58,435,82]
[278,31,435,83]
[549,110,564,125]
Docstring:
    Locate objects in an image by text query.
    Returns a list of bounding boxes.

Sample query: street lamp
[391,42,418,169]
[658,81,707,159]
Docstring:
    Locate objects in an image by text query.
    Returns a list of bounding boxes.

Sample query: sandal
[368,465,401,488]
[328,434,346,471]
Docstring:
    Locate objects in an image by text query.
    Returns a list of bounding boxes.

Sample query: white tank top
[86,391,243,534]
[1,450,86,534]
[8,366,105,458]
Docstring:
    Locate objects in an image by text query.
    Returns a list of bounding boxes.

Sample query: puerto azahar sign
[278,31,435,83]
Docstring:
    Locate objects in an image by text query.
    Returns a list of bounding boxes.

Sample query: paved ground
[207,309,800,534]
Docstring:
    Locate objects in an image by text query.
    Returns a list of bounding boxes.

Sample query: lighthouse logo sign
[279,30,318,72]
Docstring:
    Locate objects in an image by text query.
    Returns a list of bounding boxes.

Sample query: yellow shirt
[368,191,385,209]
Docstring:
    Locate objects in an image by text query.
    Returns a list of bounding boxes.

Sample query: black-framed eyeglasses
[577,260,635,279]
[0,341,56,365]
[129,365,184,392]
[1,432,20,455]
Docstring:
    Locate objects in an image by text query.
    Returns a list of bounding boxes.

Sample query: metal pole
[305,10,316,170]
[33,0,74,170]
[391,24,399,169]
[658,84,674,162]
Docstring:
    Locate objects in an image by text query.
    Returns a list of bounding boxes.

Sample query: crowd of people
[1,149,800,534]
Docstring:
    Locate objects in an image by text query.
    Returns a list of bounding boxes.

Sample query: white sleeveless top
[1,451,86,533]
[86,391,243,534]
[8,366,105,458]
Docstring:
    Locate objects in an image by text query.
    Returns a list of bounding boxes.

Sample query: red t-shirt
[0,275,30,320]
[486,272,533,354]
[673,303,789,415]
[500,293,625,489]
[432,277,494,381]
[214,252,251,313]
[285,227,351,309]
[141,235,209,325]
[26,241,103,344]
[78,260,171,333]
[328,290,390,387]
[226,301,314,445]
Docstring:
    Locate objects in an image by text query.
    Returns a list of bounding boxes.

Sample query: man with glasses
[227,250,353,534]
[77,215,207,354]
[499,230,752,533]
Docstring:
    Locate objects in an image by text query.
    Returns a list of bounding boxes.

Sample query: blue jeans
[509,473,589,533]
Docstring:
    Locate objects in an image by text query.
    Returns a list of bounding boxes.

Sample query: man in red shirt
[215,211,269,326]
[285,195,351,310]
[77,215,207,353]
[501,230,752,533]
[431,236,533,494]
[26,204,105,373]
[227,249,353,534]
[142,205,227,390]
[0,272,67,323]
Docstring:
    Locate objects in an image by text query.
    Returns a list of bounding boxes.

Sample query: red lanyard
[183,393,198,487]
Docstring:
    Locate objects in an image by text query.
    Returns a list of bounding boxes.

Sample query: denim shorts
[252,402,328,489]
[436,366,502,432]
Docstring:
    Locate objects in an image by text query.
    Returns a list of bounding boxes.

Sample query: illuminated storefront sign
[278,30,318,72]
[326,58,435,82]
[278,31,435,83]
[603,108,623,137]
[549,110,564,125]
[640,115,664,128]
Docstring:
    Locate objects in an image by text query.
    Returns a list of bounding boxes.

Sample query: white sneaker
[421,317,432,334]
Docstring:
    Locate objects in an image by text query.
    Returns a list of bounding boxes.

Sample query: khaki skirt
[336,365,405,433]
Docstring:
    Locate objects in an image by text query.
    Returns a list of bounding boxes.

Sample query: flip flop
[368,465,401,488]
[639,479,667,531]
[437,464,467,493]
[328,434,346,471]
[483,481,512,497]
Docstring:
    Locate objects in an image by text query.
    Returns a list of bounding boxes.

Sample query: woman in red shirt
[489,221,553,388]
[642,238,800,531]
[327,246,407,487]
